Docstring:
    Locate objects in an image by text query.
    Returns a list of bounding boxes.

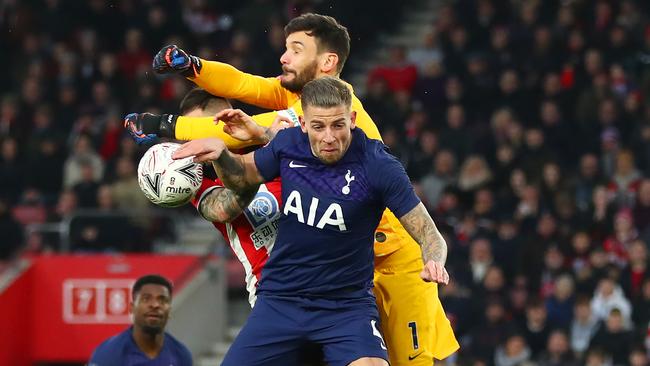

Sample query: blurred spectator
[407,29,443,74]
[584,347,613,366]
[607,149,642,207]
[589,308,635,366]
[573,153,605,213]
[619,240,650,300]
[584,186,616,243]
[0,137,24,204]
[537,329,578,366]
[457,155,492,202]
[439,104,472,161]
[520,298,551,358]
[361,78,402,132]
[633,179,650,238]
[110,157,151,213]
[419,150,456,210]
[24,138,65,203]
[590,277,632,325]
[570,295,601,358]
[0,197,24,261]
[117,29,152,81]
[73,161,100,208]
[494,332,531,366]
[628,346,649,366]
[602,208,638,267]
[367,46,418,93]
[545,274,575,329]
[465,298,513,365]
[63,134,104,189]
[631,278,650,330]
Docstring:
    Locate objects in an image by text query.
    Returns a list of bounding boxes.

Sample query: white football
[137,142,203,207]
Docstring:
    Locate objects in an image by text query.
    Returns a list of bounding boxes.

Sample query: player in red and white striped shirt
[179,88,289,306]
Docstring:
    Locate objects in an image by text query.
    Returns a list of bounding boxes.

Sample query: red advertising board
[0,254,203,365]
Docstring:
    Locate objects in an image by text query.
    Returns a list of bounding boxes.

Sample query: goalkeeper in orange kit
[126,13,458,365]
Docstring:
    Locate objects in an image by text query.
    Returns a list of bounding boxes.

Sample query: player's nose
[280,51,290,65]
[322,129,336,143]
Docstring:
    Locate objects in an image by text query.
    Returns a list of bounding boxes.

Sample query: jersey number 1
[408,321,419,350]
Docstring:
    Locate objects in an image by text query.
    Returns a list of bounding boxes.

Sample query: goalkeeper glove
[152,45,202,77]
[124,113,178,145]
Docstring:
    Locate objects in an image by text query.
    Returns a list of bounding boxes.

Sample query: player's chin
[318,152,341,165]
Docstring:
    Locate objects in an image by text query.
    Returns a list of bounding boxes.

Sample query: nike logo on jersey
[408,350,424,360]
[289,161,307,168]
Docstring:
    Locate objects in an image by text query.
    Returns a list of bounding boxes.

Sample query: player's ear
[299,115,307,133]
[349,110,357,130]
[320,53,338,74]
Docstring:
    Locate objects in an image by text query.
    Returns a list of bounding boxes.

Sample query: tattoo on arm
[213,151,250,191]
[399,203,448,265]
[199,186,259,223]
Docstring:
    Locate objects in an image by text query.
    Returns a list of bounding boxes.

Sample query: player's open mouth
[145,313,162,320]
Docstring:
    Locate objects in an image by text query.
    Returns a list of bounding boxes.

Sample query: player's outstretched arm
[124,111,286,148]
[153,45,291,110]
[199,186,258,223]
[172,138,264,192]
[398,203,450,285]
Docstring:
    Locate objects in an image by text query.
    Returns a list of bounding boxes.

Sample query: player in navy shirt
[88,275,193,366]
[173,77,449,366]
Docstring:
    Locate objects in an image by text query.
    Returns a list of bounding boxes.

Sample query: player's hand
[216,109,266,142]
[172,138,227,163]
[124,113,160,145]
[269,114,294,135]
[420,260,449,285]
[152,45,202,77]
[123,113,178,145]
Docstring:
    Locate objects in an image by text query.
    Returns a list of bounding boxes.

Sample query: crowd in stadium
[1,0,650,365]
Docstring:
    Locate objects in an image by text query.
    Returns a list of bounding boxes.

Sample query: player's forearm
[191,60,288,110]
[212,151,261,192]
[199,186,258,223]
[398,203,448,265]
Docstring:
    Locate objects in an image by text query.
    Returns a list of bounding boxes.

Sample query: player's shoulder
[353,128,390,158]
[89,329,130,364]
[272,126,306,147]
[164,332,193,362]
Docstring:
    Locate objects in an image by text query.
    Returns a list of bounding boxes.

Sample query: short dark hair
[179,87,231,115]
[132,274,173,299]
[285,13,350,74]
[301,76,352,112]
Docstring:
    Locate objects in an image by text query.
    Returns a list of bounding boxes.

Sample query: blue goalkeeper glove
[152,45,203,77]
[124,113,178,145]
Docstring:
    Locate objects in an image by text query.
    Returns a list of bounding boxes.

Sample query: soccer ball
[137,142,203,207]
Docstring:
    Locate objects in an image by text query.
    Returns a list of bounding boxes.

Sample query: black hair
[179,87,231,115]
[285,13,350,74]
[132,274,173,299]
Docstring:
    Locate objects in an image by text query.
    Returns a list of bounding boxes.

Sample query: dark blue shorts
[222,295,389,366]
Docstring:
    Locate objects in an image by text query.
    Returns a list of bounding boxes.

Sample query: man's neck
[132,326,165,359]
